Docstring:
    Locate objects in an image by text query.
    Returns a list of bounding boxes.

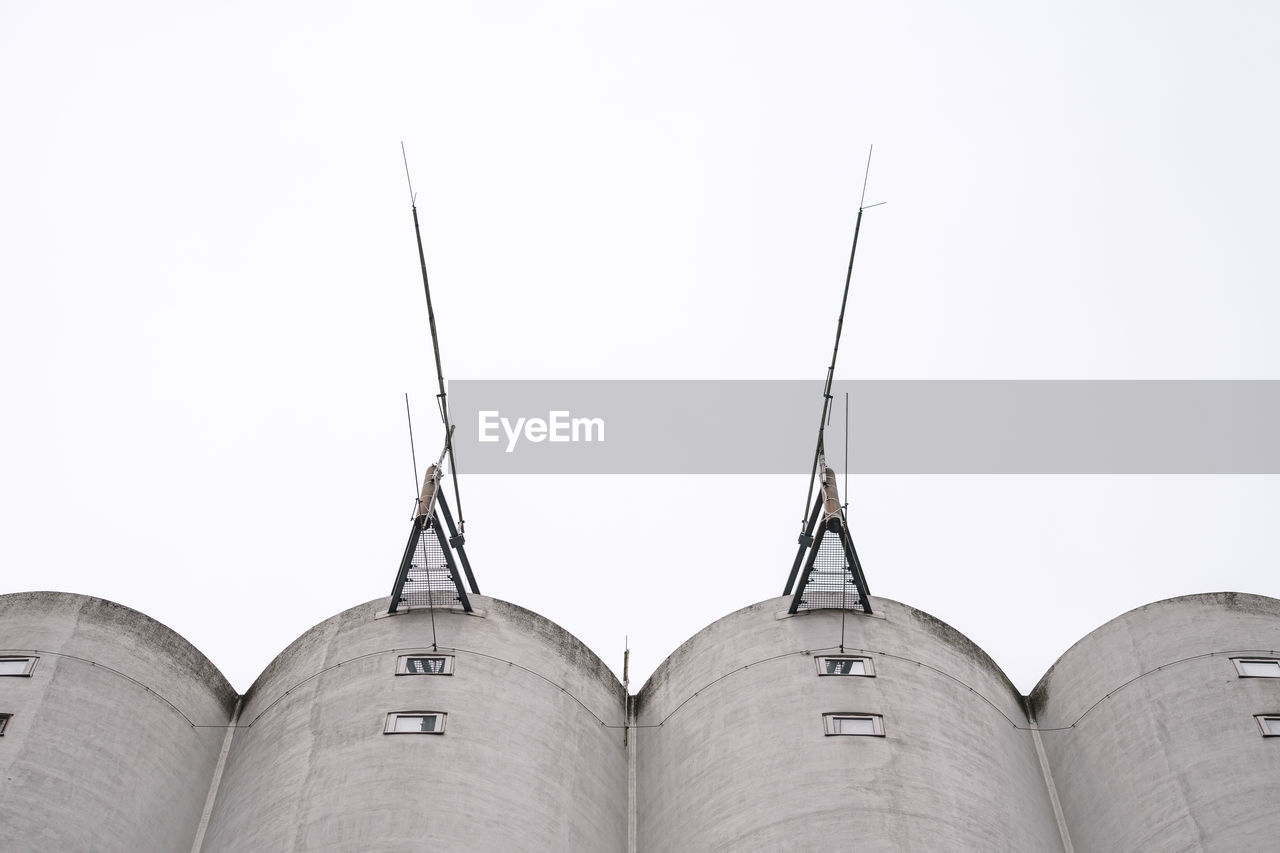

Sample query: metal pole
[403,144,466,532]
[800,146,874,530]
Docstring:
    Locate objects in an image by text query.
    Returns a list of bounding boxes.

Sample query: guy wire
[405,393,420,508]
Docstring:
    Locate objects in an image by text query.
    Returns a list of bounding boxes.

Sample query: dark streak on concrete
[0,591,239,715]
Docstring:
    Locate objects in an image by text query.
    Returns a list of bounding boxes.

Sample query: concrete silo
[633,595,1067,853]
[198,595,628,853]
[6,587,1280,852]
[1029,592,1280,853]
[0,591,238,853]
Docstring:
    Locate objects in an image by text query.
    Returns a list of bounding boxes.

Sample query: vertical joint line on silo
[626,691,637,853]
[191,697,243,853]
[1028,708,1074,853]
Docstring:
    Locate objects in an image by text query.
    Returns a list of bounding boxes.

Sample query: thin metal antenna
[623,636,633,747]
[405,393,420,507]
[840,389,849,650]
[858,145,873,209]
[840,606,848,652]
[402,143,466,533]
[622,636,630,692]
[799,146,883,531]
[428,579,439,651]
[401,141,416,206]
[843,390,849,510]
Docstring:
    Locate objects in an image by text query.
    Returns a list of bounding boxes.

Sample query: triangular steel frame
[387,459,478,615]
[783,461,872,615]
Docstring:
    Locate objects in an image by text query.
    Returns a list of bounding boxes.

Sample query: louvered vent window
[396,654,454,675]
[815,656,873,677]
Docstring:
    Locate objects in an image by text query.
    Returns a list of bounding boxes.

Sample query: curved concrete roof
[0,590,236,707]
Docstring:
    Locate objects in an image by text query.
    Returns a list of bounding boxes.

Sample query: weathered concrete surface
[1030,592,1280,853]
[0,591,237,853]
[5,587,1279,852]
[634,596,1064,853]
[200,595,628,853]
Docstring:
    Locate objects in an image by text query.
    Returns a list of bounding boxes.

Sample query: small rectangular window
[1256,715,1280,737]
[385,712,446,735]
[0,714,10,735]
[815,656,874,677]
[1234,658,1280,678]
[0,657,37,677]
[823,713,884,736]
[396,654,454,676]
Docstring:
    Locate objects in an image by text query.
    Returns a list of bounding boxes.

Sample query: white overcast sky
[2,2,1278,695]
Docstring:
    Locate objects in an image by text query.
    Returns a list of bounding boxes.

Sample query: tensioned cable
[25,645,1273,736]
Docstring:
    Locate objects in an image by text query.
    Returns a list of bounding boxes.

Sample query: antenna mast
[402,142,466,533]
[782,146,880,616]
[800,146,881,530]
[387,146,480,616]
